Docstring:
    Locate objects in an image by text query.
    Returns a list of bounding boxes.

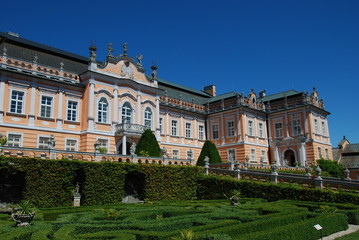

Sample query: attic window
[252,98,256,104]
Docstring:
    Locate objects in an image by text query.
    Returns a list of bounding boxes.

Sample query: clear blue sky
[2,0,359,146]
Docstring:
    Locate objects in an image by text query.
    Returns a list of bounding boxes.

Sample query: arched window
[122,102,132,124]
[98,97,108,123]
[144,107,152,128]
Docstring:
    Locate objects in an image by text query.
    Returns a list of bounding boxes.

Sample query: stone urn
[230,197,239,206]
[11,212,35,226]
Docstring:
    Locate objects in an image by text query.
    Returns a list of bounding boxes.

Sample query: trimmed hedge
[197,140,222,166]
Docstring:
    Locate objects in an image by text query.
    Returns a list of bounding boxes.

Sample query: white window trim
[274,121,283,138]
[292,118,302,136]
[144,106,153,130]
[65,138,78,151]
[172,149,179,159]
[318,146,322,159]
[66,99,80,122]
[120,101,133,124]
[97,96,111,124]
[159,117,164,134]
[6,132,24,147]
[228,148,236,162]
[314,118,319,134]
[198,124,205,140]
[171,119,178,136]
[258,122,264,138]
[9,89,27,114]
[227,120,235,137]
[37,135,51,149]
[185,122,192,138]
[261,150,267,163]
[250,148,256,162]
[248,119,254,136]
[212,123,219,140]
[96,137,110,152]
[39,93,55,118]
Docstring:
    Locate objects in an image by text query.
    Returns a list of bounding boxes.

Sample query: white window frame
[186,150,193,160]
[325,148,330,160]
[171,120,178,136]
[98,97,109,123]
[7,133,23,147]
[144,107,153,129]
[66,100,79,122]
[292,119,302,136]
[318,147,322,159]
[321,121,326,136]
[248,120,254,136]
[212,123,219,139]
[274,122,283,138]
[37,135,51,149]
[199,125,205,140]
[39,94,54,118]
[185,122,192,138]
[159,117,163,134]
[261,150,267,163]
[227,120,235,137]
[65,138,78,151]
[172,149,179,159]
[228,149,236,162]
[250,148,256,162]
[121,102,132,124]
[9,90,26,114]
[258,122,264,138]
[314,119,319,134]
[97,138,109,153]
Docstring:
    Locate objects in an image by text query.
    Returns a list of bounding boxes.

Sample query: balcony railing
[115,123,149,135]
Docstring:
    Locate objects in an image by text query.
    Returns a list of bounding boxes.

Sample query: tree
[196,140,222,166]
[316,159,344,178]
[135,129,161,157]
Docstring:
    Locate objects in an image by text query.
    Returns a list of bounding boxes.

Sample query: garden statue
[130,143,137,155]
[162,147,168,158]
[94,140,100,153]
[315,165,322,177]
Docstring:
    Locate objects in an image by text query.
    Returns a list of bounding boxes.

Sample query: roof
[157,78,211,97]
[0,32,88,63]
[343,143,359,154]
[261,90,299,102]
[208,92,238,103]
[341,155,359,168]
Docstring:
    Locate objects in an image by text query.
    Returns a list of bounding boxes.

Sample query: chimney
[203,85,216,97]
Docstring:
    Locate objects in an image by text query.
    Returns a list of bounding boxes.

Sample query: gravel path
[321,225,359,240]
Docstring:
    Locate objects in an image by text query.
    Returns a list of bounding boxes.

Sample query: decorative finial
[136,54,143,66]
[89,41,97,63]
[151,65,158,81]
[343,135,346,140]
[313,87,316,92]
[107,42,114,58]
[122,42,128,57]
[251,88,254,93]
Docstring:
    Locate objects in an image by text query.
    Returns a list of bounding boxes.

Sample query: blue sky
[2,0,359,146]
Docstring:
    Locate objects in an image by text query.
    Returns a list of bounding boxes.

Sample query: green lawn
[0,199,357,240]
[336,229,359,240]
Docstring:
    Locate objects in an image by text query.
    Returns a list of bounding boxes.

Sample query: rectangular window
[227,121,235,137]
[65,139,77,151]
[199,125,204,140]
[325,149,330,160]
[172,149,179,159]
[261,150,266,163]
[38,136,50,149]
[248,120,253,136]
[66,101,78,121]
[187,150,193,160]
[292,119,301,136]
[318,147,322,159]
[321,121,326,136]
[98,139,108,153]
[314,119,319,134]
[212,124,219,139]
[40,96,53,118]
[185,122,192,138]
[10,90,24,114]
[159,117,163,134]
[228,149,236,162]
[275,122,283,138]
[259,123,263,138]
[250,149,256,162]
[171,120,178,136]
[7,134,22,147]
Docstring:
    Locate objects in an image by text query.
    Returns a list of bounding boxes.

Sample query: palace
[0,32,332,165]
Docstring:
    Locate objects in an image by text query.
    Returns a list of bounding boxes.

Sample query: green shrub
[135,129,161,157]
[317,159,344,178]
[197,141,222,166]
